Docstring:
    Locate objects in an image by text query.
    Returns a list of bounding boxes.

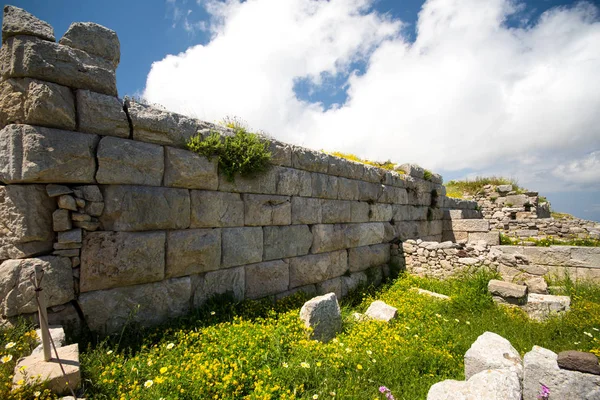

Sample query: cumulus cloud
[145,0,600,192]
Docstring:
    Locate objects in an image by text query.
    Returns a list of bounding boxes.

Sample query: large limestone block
[291,196,322,224]
[289,250,347,288]
[0,256,74,317]
[191,267,244,308]
[100,185,190,231]
[128,101,198,147]
[275,167,312,196]
[2,5,55,42]
[522,293,570,322]
[393,205,428,221]
[488,280,528,304]
[369,203,393,222]
[311,223,385,254]
[76,90,129,137]
[80,231,166,292]
[245,260,289,299]
[311,173,339,199]
[468,231,500,245]
[337,177,360,201]
[348,244,390,272]
[267,139,292,167]
[321,200,352,224]
[164,147,218,190]
[398,163,425,179]
[363,165,385,183]
[190,190,243,227]
[59,22,120,68]
[427,368,521,400]
[0,78,75,129]
[328,157,365,180]
[570,247,600,268]
[523,346,600,400]
[292,147,329,173]
[299,293,342,342]
[96,136,164,185]
[364,300,397,322]
[378,185,408,204]
[0,124,98,183]
[464,332,523,380]
[341,271,368,296]
[79,277,191,334]
[450,219,490,232]
[13,343,80,396]
[222,227,263,268]
[244,194,291,226]
[521,246,570,266]
[357,180,381,202]
[1,35,117,96]
[504,194,529,207]
[350,201,370,223]
[263,225,312,260]
[0,184,54,242]
[166,229,221,278]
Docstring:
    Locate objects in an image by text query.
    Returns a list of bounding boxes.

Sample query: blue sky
[11,0,600,221]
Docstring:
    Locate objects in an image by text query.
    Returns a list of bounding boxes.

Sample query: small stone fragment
[84,201,104,217]
[45,184,72,198]
[57,195,77,211]
[364,300,397,322]
[52,209,72,232]
[71,213,91,222]
[58,229,82,244]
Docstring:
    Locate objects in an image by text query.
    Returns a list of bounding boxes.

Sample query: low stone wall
[0,6,475,334]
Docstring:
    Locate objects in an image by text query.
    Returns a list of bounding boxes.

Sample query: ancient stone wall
[0,6,482,333]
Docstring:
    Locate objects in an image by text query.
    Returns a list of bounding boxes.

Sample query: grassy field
[2,271,600,400]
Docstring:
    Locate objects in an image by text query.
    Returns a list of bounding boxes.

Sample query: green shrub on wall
[187,127,272,182]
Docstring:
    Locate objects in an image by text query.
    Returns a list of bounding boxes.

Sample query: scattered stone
[13,343,80,395]
[464,331,523,380]
[411,288,451,300]
[522,293,571,322]
[57,195,77,211]
[58,229,82,244]
[299,293,342,342]
[364,300,397,322]
[488,280,527,305]
[2,5,55,42]
[427,368,521,400]
[32,325,65,355]
[557,351,600,375]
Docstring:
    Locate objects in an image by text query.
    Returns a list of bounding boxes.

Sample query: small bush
[423,169,433,181]
[187,127,271,182]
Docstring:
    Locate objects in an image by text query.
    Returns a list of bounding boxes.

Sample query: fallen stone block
[427,368,521,400]
[488,280,527,304]
[522,293,570,322]
[557,350,600,375]
[464,331,523,380]
[299,293,342,342]
[364,300,397,322]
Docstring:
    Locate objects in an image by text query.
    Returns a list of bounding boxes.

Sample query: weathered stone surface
[101,185,190,231]
[79,277,191,334]
[0,124,98,183]
[275,284,317,301]
[1,35,117,95]
[523,345,600,400]
[350,201,370,223]
[166,229,221,278]
[311,223,385,254]
[53,242,81,250]
[299,293,342,342]
[464,332,523,380]
[218,167,278,194]
[76,90,128,137]
[291,196,321,224]
[557,351,600,375]
[522,293,570,322]
[128,101,198,147]
[468,231,500,245]
[84,201,104,217]
[365,300,397,322]
[244,194,291,226]
[77,185,103,202]
[369,203,393,221]
[412,288,451,300]
[398,163,425,179]
[58,228,81,244]
[321,200,352,224]
[357,180,381,202]
[316,277,342,299]
[263,225,312,260]
[0,240,52,261]
[52,209,72,232]
[328,157,364,180]
[504,194,529,207]
[427,368,521,400]
[59,22,120,67]
[289,250,347,288]
[73,220,99,231]
[341,271,368,296]
[0,78,75,129]
[164,147,218,190]
[0,256,73,317]
[96,136,164,186]
[71,212,90,222]
[57,195,77,211]
[0,184,54,243]
[362,165,385,183]
[275,167,312,196]
[13,343,80,396]
[524,276,547,294]
[267,139,292,167]
[46,184,72,197]
[32,325,65,355]
[190,190,243,228]
[378,185,408,204]
[222,227,263,268]
[348,244,390,272]
[80,231,165,292]
[2,5,55,42]
[311,173,339,199]
[570,247,600,268]
[336,177,360,201]
[245,260,289,299]
[192,267,245,308]
[522,246,570,266]
[75,197,85,208]
[450,219,490,232]
[488,280,527,303]
[292,147,329,173]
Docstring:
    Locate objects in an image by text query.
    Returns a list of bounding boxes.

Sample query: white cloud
[552,151,600,186]
[146,0,600,192]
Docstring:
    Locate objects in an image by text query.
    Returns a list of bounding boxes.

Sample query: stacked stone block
[0,6,475,333]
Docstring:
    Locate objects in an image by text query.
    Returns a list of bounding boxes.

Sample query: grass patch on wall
[499,233,600,247]
[445,176,525,199]
[3,272,599,399]
[327,152,400,172]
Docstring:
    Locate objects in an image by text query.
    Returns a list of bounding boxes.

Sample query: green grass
[327,152,400,172]
[445,176,525,199]
[2,271,599,400]
[499,233,600,247]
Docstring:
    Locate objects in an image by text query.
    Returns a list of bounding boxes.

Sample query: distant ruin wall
[0,6,484,333]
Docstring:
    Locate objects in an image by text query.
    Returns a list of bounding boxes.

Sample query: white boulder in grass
[364,300,397,322]
[427,368,521,400]
[464,332,523,380]
[299,292,342,342]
